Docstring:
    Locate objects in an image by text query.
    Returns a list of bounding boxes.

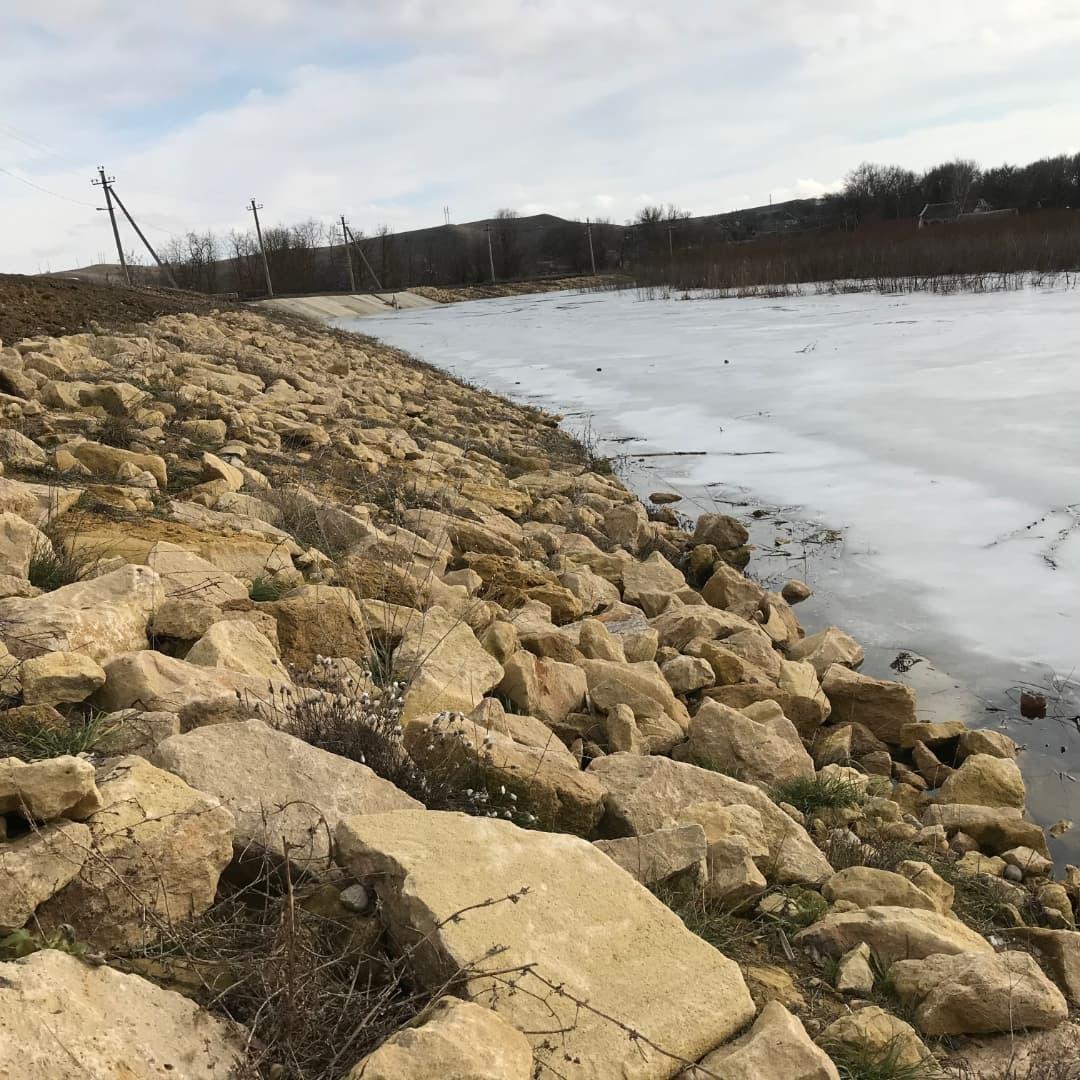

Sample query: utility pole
[443,205,451,226]
[585,217,597,275]
[668,225,674,259]
[485,225,496,282]
[343,223,384,291]
[108,184,178,289]
[247,198,273,298]
[91,167,130,286]
[340,215,356,293]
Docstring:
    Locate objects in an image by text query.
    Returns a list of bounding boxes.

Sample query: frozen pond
[343,286,1080,852]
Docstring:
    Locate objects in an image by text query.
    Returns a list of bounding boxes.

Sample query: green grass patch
[771,772,866,816]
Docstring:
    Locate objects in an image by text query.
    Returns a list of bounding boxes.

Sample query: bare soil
[0,273,213,343]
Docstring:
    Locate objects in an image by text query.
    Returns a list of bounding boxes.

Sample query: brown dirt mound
[0,273,213,344]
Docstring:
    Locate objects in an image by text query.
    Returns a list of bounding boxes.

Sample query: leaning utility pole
[108,184,179,289]
[91,167,130,286]
[343,223,384,291]
[485,224,496,282]
[340,215,357,293]
[247,198,273,298]
[586,218,597,275]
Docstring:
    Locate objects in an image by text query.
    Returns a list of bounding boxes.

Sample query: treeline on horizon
[145,150,1080,296]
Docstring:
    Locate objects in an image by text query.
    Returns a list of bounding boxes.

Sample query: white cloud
[2,1,1079,271]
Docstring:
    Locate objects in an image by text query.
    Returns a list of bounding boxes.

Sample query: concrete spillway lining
[250,292,439,320]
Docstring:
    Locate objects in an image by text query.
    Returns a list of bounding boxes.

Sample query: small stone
[339,883,370,912]
[781,579,812,604]
[836,942,875,994]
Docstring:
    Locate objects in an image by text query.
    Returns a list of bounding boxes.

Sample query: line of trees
[154,211,620,297]
[833,153,1080,223]
[146,149,1080,297]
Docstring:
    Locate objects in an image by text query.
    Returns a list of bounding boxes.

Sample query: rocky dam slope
[0,292,1076,1078]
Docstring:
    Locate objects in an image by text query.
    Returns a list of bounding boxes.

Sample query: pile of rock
[0,307,1077,1078]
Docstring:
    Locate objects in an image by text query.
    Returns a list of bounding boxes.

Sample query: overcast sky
[3,1,1080,274]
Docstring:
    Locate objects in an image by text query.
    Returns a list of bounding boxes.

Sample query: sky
[2,0,1080,274]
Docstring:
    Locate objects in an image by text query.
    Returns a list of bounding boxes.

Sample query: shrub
[263,674,534,827]
[97,414,137,449]
[27,530,99,592]
[248,573,286,602]
[0,709,117,761]
[771,773,866,816]
[134,855,444,1080]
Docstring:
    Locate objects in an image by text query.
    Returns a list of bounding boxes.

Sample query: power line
[0,164,96,208]
[0,122,56,156]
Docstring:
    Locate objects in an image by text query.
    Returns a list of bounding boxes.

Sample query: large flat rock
[335,809,756,1078]
[588,753,833,885]
[0,949,244,1078]
[153,719,421,873]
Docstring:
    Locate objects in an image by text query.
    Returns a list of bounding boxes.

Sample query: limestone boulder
[649,604,758,650]
[890,950,1068,1035]
[19,651,106,704]
[696,1001,839,1080]
[822,867,939,912]
[821,664,916,745]
[94,649,285,720]
[588,754,833,885]
[394,605,504,720]
[593,823,707,886]
[0,510,46,578]
[936,753,1026,809]
[405,712,603,836]
[0,949,244,1079]
[0,429,47,469]
[497,649,586,727]
[152,719,420,874]
[923,803,1049,857]
[687,698,814,785]
[958,728,1018,761]
[776,659,832,733]
[0,564,164,662]
[818,1007,932,1072]
[896,860,955,914]
[941,1023,1080,1080]
[602,500,651,552]
[835,942,875,994]
[185,619,290,683]
[578,657,690,735]
[700,561,766,618]
[577,618,627,661]
[69,441,168,485]
[0,756,100,822]
[787,627,864,677]
[693,512,749,552]
[146,540,249,603]
[794,905,993,965]
[346,997,533,1080]
[621,550,687,612]
[36,755,234,949]
[0,476,83,525]
[661,653,715,695]
[467,697,577,759]
[1008,928,1080,1007]
[336,809,756,1078]
[263,584,371,669]
[0,821,90,932]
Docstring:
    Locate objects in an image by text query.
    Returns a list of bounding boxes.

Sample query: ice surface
[344,286,1080,844]
[350,286,1080,677]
